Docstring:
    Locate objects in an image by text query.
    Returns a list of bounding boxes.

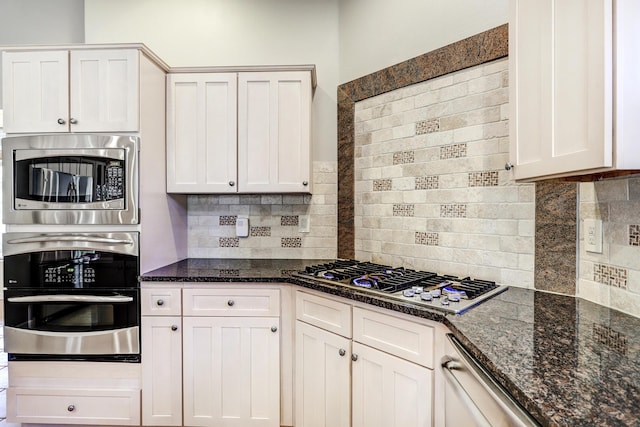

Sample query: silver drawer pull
[67,405,75,412]
[351,354,358,362]
[171,325,178,331]
[227,300,235,306]
[271,326,278,333]
[156,299,165,306]
[339,349,346,357]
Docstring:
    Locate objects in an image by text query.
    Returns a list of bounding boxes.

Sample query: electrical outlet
[584,219,603,253]
[299,215,310,233]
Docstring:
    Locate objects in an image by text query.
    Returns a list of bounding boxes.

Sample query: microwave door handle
[7,295,134,303]
[6,236,134,246]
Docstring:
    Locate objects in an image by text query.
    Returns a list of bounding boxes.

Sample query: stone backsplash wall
[579,176,640,316]
[353,58,537,287]
[187,161,337,259]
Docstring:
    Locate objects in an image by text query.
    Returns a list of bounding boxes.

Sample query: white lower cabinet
[7,361,141,425]
[295,321,351,427]
[352,342,432,427]
[141,284,282,427]
[183,316,280,427]
[295,290,438,427]
[141,315,183,426]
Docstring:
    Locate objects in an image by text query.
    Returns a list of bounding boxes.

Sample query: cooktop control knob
[402,289,415,297]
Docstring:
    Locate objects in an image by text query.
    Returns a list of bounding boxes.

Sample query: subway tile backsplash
[579,176,640,316]
[188,161,337,259]
[354,58,536,286]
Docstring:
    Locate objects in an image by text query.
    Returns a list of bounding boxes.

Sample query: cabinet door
[509,0,613,180]
[238,71,312,193]
[167,73,238,193]
[1,50,69,133]
[352,342,432,427]
[295,321,351,427]
[141,316,182,426]
[183,316,280,427]
[70,49,139,132]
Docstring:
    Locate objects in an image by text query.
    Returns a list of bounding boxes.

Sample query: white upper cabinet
[238,71,312,193]
[166,68,313,194]
[2,49,140,133]
[509,0,640,181]
[166,73,238,193]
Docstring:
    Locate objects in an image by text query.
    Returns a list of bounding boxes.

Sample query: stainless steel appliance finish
[293,260,508,314]
[442,334,540,427]
[3,231,140,362]
[2,134,139,225]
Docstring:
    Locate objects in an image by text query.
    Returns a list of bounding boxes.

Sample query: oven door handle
[7,295,134,303]
[6,236,134,246]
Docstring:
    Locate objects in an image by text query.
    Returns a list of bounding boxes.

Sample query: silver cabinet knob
[302,181,309,186]
[271,326,278,333]
[57,118,66,125]
[69,118,78,125]
[67,405,75,412]
[227,300,235,306]
[505,162,514,171]
[339,349,346,357]
[351,354,358,362]
[171,325,178,331]
[156,299,164,306]
[229,181,235,186]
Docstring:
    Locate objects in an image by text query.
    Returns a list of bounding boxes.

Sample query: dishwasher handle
[442,334,541,427]
[441,356,493,427]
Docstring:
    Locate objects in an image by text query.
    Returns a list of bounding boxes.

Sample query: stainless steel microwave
[2,134,139,225]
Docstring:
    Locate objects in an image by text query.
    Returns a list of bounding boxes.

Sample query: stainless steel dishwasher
[441,334,541,427]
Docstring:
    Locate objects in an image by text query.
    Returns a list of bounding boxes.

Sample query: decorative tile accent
[219,237,240,247]
[281,215,299,226]
[594,263,628,289]
[593,323,628,355]
[280,269,299,276]
[281,237,302,248]
[415,232,439,246]
[469,171,499,187]
[440,204,467,218]
[250,226,271,237]
[218,269,240,277]
[219,215,237,226]
[415,176,439,190]
[440,143,467,159]
[416,119,440,135]
[630,224,640,246]
[393,204,415,217]
[373,179,393,191]
[393,151,415,165]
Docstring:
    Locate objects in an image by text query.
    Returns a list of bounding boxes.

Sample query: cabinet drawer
[353,307,434,368]
[183,288,280,316]
[296,291,352,338]
[7,387,140,425]
[141,288,182,316]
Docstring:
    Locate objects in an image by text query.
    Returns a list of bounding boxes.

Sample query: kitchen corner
[141,259,640,427]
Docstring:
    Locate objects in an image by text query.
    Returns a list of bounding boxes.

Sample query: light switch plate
[299,215,310,233]
[584,219,603,253]
[236,216,249,237]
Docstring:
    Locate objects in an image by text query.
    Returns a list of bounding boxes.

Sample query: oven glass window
[14,155,125,204]
[4,290,139,333]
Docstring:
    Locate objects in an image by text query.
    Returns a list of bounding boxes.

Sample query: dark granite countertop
[141,259,640,427]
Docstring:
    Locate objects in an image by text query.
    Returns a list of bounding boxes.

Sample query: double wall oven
[3,232,140,362]
[2,134,141,363]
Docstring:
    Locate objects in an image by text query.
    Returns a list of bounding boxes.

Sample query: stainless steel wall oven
[2,232,140,362]
[2,134,139,225]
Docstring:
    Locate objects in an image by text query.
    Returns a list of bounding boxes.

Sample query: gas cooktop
[293,260,508,314]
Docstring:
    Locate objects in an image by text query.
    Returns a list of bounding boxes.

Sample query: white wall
[84,0,340,162]
[338,0,508,83]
